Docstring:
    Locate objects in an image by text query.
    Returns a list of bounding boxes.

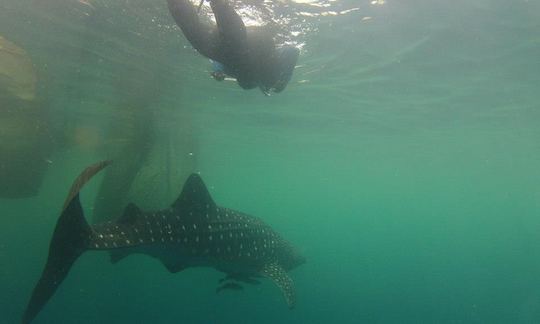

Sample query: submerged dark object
[22,161,305,323]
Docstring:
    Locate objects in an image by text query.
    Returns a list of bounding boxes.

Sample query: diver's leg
[167,0,219,59]
[209,0,247,47]
[209,0,251,81]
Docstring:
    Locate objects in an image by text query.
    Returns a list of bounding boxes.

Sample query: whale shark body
[22,161,305,323]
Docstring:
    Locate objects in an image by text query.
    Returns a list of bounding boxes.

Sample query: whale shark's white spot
[126,239,131,244]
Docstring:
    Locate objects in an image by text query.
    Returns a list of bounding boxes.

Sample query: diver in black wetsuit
[166,0,299,95]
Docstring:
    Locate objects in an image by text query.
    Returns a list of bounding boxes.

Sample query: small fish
[219,273,261,285]
[216,282,244,294]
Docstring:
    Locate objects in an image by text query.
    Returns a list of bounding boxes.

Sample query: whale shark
[22,161,305,323]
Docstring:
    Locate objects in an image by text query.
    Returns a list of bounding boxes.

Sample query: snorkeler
[166,0,299,95]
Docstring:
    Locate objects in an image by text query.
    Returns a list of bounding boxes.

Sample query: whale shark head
[280,242,306,271]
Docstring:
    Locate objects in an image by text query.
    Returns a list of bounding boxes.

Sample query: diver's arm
[167,0,220,60]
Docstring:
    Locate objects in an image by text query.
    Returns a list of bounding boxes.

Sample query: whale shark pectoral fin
[161,259,187,273]
[260,263,296,309]
[109,250,130,264]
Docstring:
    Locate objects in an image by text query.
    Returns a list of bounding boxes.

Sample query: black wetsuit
[167,0,298,94]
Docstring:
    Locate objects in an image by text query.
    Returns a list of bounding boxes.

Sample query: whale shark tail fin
[22,161,111,324]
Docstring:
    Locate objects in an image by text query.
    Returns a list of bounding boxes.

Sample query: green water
[1,0,540,323]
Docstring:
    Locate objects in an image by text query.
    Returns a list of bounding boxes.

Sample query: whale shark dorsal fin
[260,262,296,309]
[173,173,216,212]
